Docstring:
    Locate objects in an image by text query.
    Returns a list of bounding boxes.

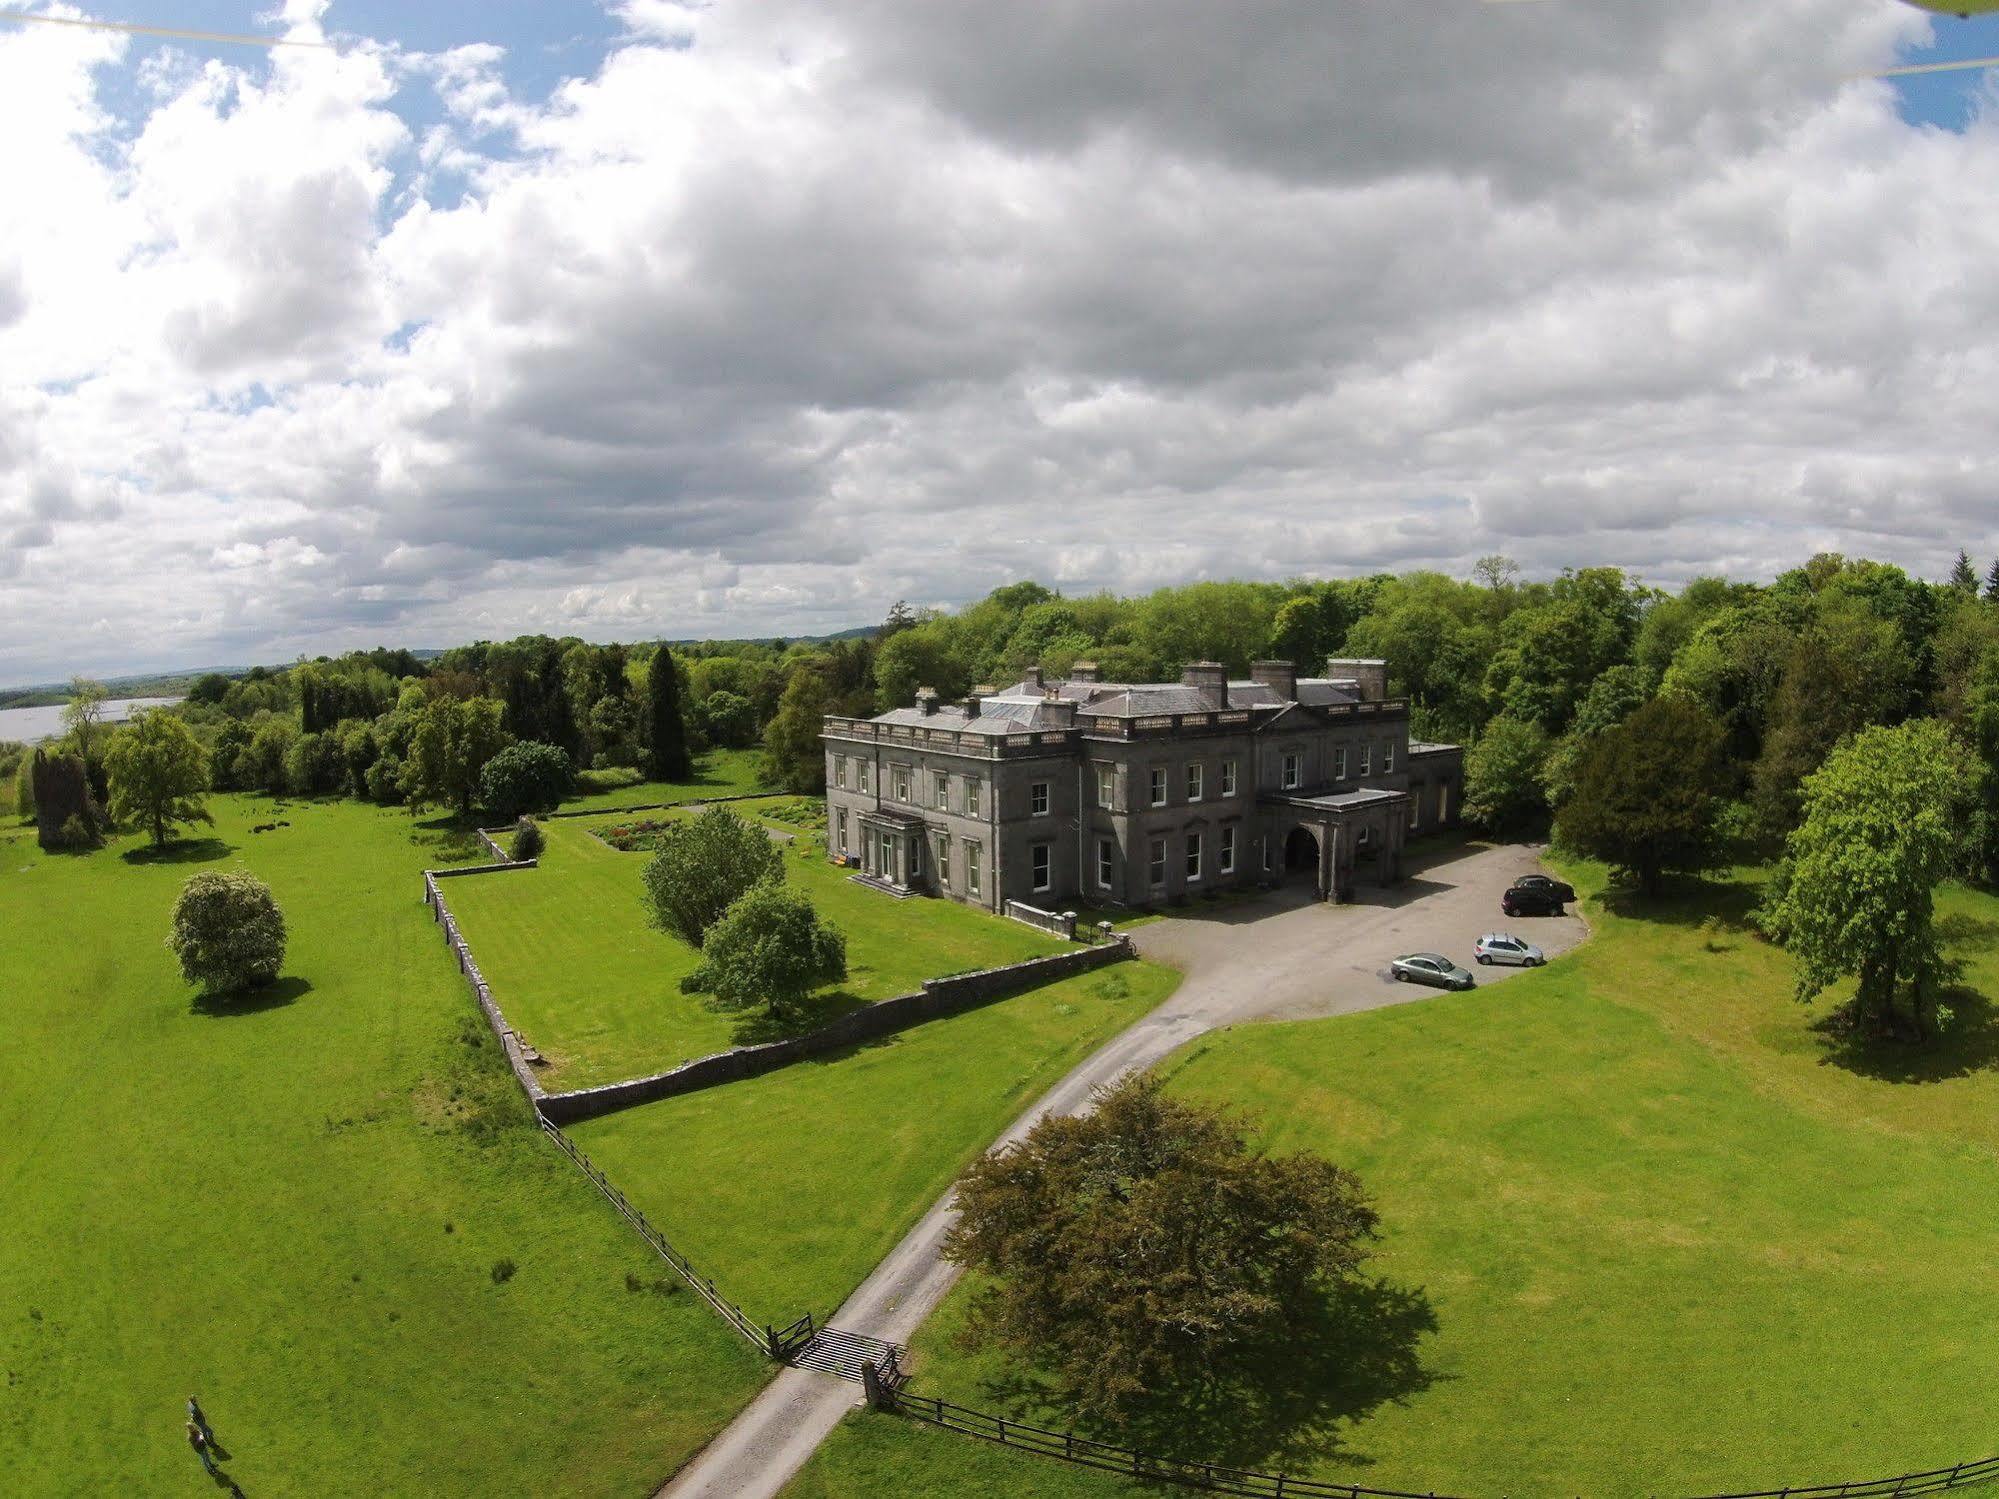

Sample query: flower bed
[595,818,677,851]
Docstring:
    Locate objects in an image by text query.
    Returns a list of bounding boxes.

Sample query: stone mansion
[820,658,1464,913]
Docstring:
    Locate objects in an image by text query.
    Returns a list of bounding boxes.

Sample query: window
[1334,746,1348,780]
[1186,763,1204,802]
[910,837,923,877]
[1097,838,1115,889]
[893,765,910,802]
[1150,767,1168,807]
[1282,752,1301,790]
[859,761,872,794]
[1031,781,1050,816]
[1186,831,1203,882]
[1221,760,1237,797]
[877,831,896,879]
[936,833,951,888]
[934,770,949,810]
[1220,825,1236,875]
[966,778,982,817]
[1095,763,1115,809]
[1359,744,1372,776]
[1383,742,1396,774]
[966,841,982,897]
[834,757,846,789]
[1031,843,1051,892]
[836,808,848,851]
[1148,836,1167,886]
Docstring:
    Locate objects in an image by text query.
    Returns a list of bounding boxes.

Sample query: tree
[1462,714,1552,836]
[692,689,757,750]
[105,710,211,848]
[644,649,693,782]
[1950,549,1979,594]
[762,667,831,794]
[478,741,575,821]
[1763,720,1977,1039]
[1987,556,1999,604]
[167,871,287,997]
[401,696,511,814]
[61,677,108,765]
[13,755,33,820]
[1556,697,1729,895]
[943,1076,1380,1424]
[509,816,545,862]
[638,805,786,947]
[690,884,847,1019]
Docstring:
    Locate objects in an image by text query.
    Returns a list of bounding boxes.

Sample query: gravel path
[661,840,1588,1498]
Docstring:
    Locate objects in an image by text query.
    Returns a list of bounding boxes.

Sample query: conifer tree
[644,648,692,782]
[1985,556,1999,603]
[1949,549,1978,593]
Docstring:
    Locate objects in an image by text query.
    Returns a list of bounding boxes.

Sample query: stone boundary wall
[423,867,547,1109]
[1004,900,1078,940]
[536,937,1134,1124]
[542,790,789,822]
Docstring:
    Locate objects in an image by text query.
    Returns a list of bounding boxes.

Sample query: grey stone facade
[822,658,1464,912]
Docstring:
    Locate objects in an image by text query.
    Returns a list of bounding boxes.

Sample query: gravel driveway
[661,839,1588,1499]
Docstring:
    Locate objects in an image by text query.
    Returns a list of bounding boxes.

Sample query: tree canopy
[478,740,574,821]
[944,1076,1380,1425]
[1556,696,1729,895]
[638,805,786,948]
[690,883,847,1018]
[167,871,287,997]
[105,709,212,848]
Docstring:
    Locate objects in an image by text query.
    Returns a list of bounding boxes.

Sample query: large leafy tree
[1763,720,1977,1039]
[478,740,574,821]
[167,871,287,997]
[1462,713,1551,836]
[1556,696,1728,895]
[691,884,847,1019]
[105,710,212,848]
[61,676,108,765]
[944,1076,1380,1424]
[639,805,785,947]
[644,648,693,781]
[762,666,832,794]
[402,696,511,815]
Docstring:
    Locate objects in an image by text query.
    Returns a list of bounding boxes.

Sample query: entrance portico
[1260,787,1409,901]
[856,806,927,893]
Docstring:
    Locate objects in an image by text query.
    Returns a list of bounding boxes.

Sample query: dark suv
[1502,874,1573,917]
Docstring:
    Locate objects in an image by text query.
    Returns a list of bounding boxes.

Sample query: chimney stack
[1324,658,1388,702]
[1024,666,1044,691]
[1250,660,1297,701]
[915,687,939,716]
[1070,661,1101,683]
[1180,661,1229,708]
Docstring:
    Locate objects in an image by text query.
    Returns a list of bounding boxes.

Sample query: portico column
[1318,822,1336,902]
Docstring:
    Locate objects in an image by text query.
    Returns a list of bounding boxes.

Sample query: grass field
[828,863,1999,1499]
[569,959,1183,1321]
[442,803,1064,1088]
[557,747,770,814]
[0,796,767,1497]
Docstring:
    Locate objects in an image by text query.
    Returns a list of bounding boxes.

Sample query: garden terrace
[438,800,1068,1090]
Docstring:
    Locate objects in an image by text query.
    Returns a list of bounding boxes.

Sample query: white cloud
[2,0,1997,683]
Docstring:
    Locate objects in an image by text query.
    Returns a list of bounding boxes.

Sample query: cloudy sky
[2,0,1997,684]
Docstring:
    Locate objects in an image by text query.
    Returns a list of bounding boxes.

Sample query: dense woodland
[7,550,1998,885]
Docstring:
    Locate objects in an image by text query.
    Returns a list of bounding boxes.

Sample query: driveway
[661,840,1587,1499]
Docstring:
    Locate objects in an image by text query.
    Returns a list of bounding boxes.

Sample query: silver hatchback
[1474,932,1545,967]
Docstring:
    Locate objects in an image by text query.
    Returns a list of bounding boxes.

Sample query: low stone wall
[1004,900,1078,940]
[537,936,1134,1125]
[423,869,547,1107]
[542,790,788,822]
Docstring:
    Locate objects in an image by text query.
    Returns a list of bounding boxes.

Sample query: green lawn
[443,803,1065,1089]
[0,796,766,1497]
[789,1410,1153,1498]
[557,747,771,814]
[852,863,1999,1499]
[568,960,1183,1321]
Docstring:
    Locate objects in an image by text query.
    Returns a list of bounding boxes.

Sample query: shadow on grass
[970,1276,1441,1474]
[122,837,233,866]
[192,975,313,1017]
[726,988,873,1047]
[1597,876,1765,932]
[1811,987,1999,1084]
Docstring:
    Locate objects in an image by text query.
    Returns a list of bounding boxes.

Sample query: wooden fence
[883,1389,1999,1499]
[537,1116,815,1359]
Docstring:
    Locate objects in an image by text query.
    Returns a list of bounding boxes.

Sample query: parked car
[1503,878,1569,917]
[1474,932,1545,967]
[1390,952,1476,990]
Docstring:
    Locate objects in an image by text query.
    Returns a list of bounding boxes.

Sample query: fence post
[861,1360,886,1410]
[765,1325,782,1360]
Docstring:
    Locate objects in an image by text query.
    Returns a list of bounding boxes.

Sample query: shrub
[166,871,287,996]
[30,749,104,851]
[639,806,785,947]
[509,817,545,861]
[490,1258,516,1284]
[576,765,643,795]
[479,741,575,822]
[15,754,37,819]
